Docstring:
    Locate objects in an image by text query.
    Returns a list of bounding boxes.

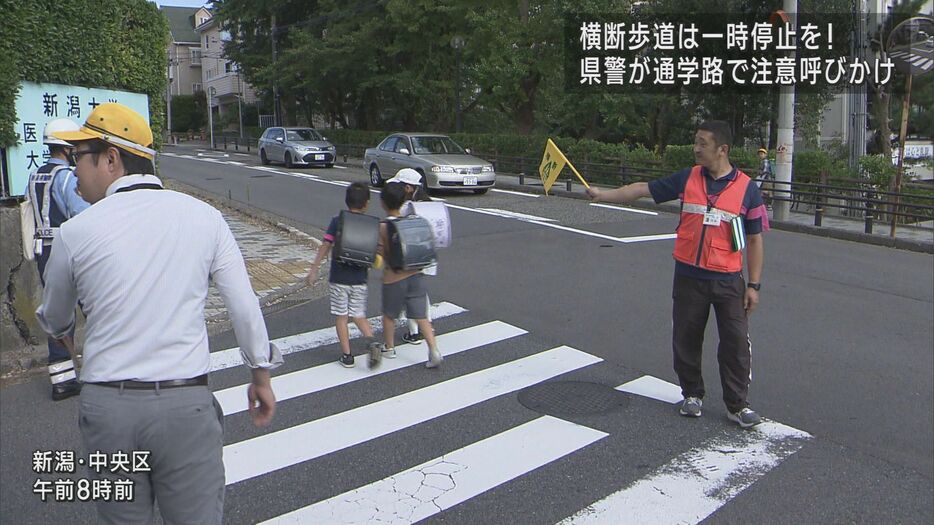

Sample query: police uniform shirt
[37,174,282,382]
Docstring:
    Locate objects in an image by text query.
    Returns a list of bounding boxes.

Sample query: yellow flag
[539,138,568,194]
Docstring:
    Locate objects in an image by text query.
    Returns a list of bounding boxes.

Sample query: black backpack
[385,215,437,271]
[334,210,380,267]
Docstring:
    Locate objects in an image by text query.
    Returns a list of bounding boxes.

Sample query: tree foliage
[0,0,170,148]
[212,0,924,155]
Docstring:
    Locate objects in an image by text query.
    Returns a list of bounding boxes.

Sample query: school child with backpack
[306,182,382,367]
[374,182,443,369]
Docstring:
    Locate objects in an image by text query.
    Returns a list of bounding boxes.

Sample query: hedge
[322,128,768,177]
[0,0,169,148]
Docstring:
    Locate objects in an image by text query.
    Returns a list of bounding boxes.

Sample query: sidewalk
[0,181,323,380]
[163,179,325,334]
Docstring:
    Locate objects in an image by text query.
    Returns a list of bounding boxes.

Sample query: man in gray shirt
[37,102,281,524]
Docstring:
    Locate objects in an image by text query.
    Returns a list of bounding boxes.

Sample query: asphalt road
[1,147,931,524]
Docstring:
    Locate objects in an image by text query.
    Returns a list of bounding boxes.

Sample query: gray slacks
[78,383,225,524]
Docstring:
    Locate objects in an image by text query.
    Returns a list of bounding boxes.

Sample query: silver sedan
[364,134,495,194]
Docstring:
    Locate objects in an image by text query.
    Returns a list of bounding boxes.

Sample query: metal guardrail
[484,154,934,236]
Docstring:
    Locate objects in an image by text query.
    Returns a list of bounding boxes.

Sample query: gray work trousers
[78,383,225,524]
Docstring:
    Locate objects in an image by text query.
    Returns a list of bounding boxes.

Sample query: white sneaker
[426,348,443,369]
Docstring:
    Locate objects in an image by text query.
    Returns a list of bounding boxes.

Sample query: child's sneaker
[367,341,383,369]
[382,345,397,359]
[426,348,443,369]
[727,407,762,429]
[339,353,355,368]
[402,331,424,344]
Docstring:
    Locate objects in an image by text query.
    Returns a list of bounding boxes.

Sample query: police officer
[27,118,90,400]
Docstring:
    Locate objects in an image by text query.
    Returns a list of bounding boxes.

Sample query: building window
[204,35,209,49]
[224,61,237,74]
[193,83,202,93]
[191,48,202,65]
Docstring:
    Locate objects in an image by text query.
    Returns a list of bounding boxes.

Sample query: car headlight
[481,165,494,173]
[431,165,455,173]
[328,146,336,151]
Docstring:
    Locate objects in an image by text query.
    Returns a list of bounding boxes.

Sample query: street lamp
[207,86,217,149]
[451,35,465,133]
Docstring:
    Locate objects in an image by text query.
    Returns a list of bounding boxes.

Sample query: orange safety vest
[673,165,751,273]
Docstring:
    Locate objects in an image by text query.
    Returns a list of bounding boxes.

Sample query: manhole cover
[517,381,628,416]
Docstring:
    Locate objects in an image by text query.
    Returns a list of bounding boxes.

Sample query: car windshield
[412,136,466,155]
[286,129,323,141]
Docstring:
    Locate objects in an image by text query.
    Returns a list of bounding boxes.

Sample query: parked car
[363,133,495,194]
[258,127,336,168]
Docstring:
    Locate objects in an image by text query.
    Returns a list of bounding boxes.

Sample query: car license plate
[314,154,326,160]
[463,176,477,186]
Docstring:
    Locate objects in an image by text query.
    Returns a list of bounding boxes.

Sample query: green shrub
[858,154,897,188]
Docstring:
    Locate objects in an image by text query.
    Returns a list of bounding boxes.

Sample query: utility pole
[166,51,173,144]
[848,0,869,170]
[271,14,282,127]
[773,2,797,222]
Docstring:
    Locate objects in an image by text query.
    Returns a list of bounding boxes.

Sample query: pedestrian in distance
[756,147,774,208]
[36,102,282,523]
[26,118,91,401]
[375,182,443,369]
[586,120,768,429]
[306,182,383,368]
[387,168,434,345]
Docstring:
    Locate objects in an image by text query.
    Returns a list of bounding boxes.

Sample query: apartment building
[163,6,211,97]
[195,11,259,128]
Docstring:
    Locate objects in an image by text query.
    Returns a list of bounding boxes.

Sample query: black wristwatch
[747,282,761,291]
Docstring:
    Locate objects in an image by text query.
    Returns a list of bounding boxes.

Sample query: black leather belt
[92,374,208,390]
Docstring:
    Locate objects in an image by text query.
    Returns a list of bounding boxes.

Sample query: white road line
[445,203,673,244]
[214,321,528,415]
[209,302,467,372]
[234,153,251,157]
[479,208,557,222]
[589,202,658,216]
[263,416,607,524]
[227,161,245,166]
[615,375,683,403]
[618,233,677,243]
[332,165,348,169]
[223,346,602,485]
[909,55,927,65]
[491,188,542,198]
[557,421,811,525]
[919,58,933,70]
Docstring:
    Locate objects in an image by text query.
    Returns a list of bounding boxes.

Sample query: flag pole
[565,161,590,189]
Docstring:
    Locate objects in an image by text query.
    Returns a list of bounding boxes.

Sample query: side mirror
[322,137,328,141]
[465,147,471,154]
[275,137,284,143]
[399,148,410,155]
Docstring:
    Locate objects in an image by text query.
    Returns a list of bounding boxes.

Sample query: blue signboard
[5,82,149,198]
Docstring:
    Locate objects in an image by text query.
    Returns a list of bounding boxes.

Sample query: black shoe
[401,331,424,344]
[339,353,355,368]
[52,380,81,401]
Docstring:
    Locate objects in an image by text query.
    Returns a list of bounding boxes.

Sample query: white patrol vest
[27,163,73,248]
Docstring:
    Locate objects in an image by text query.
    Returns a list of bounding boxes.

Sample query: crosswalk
[889,49,934,72]
[210,301,812,523]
